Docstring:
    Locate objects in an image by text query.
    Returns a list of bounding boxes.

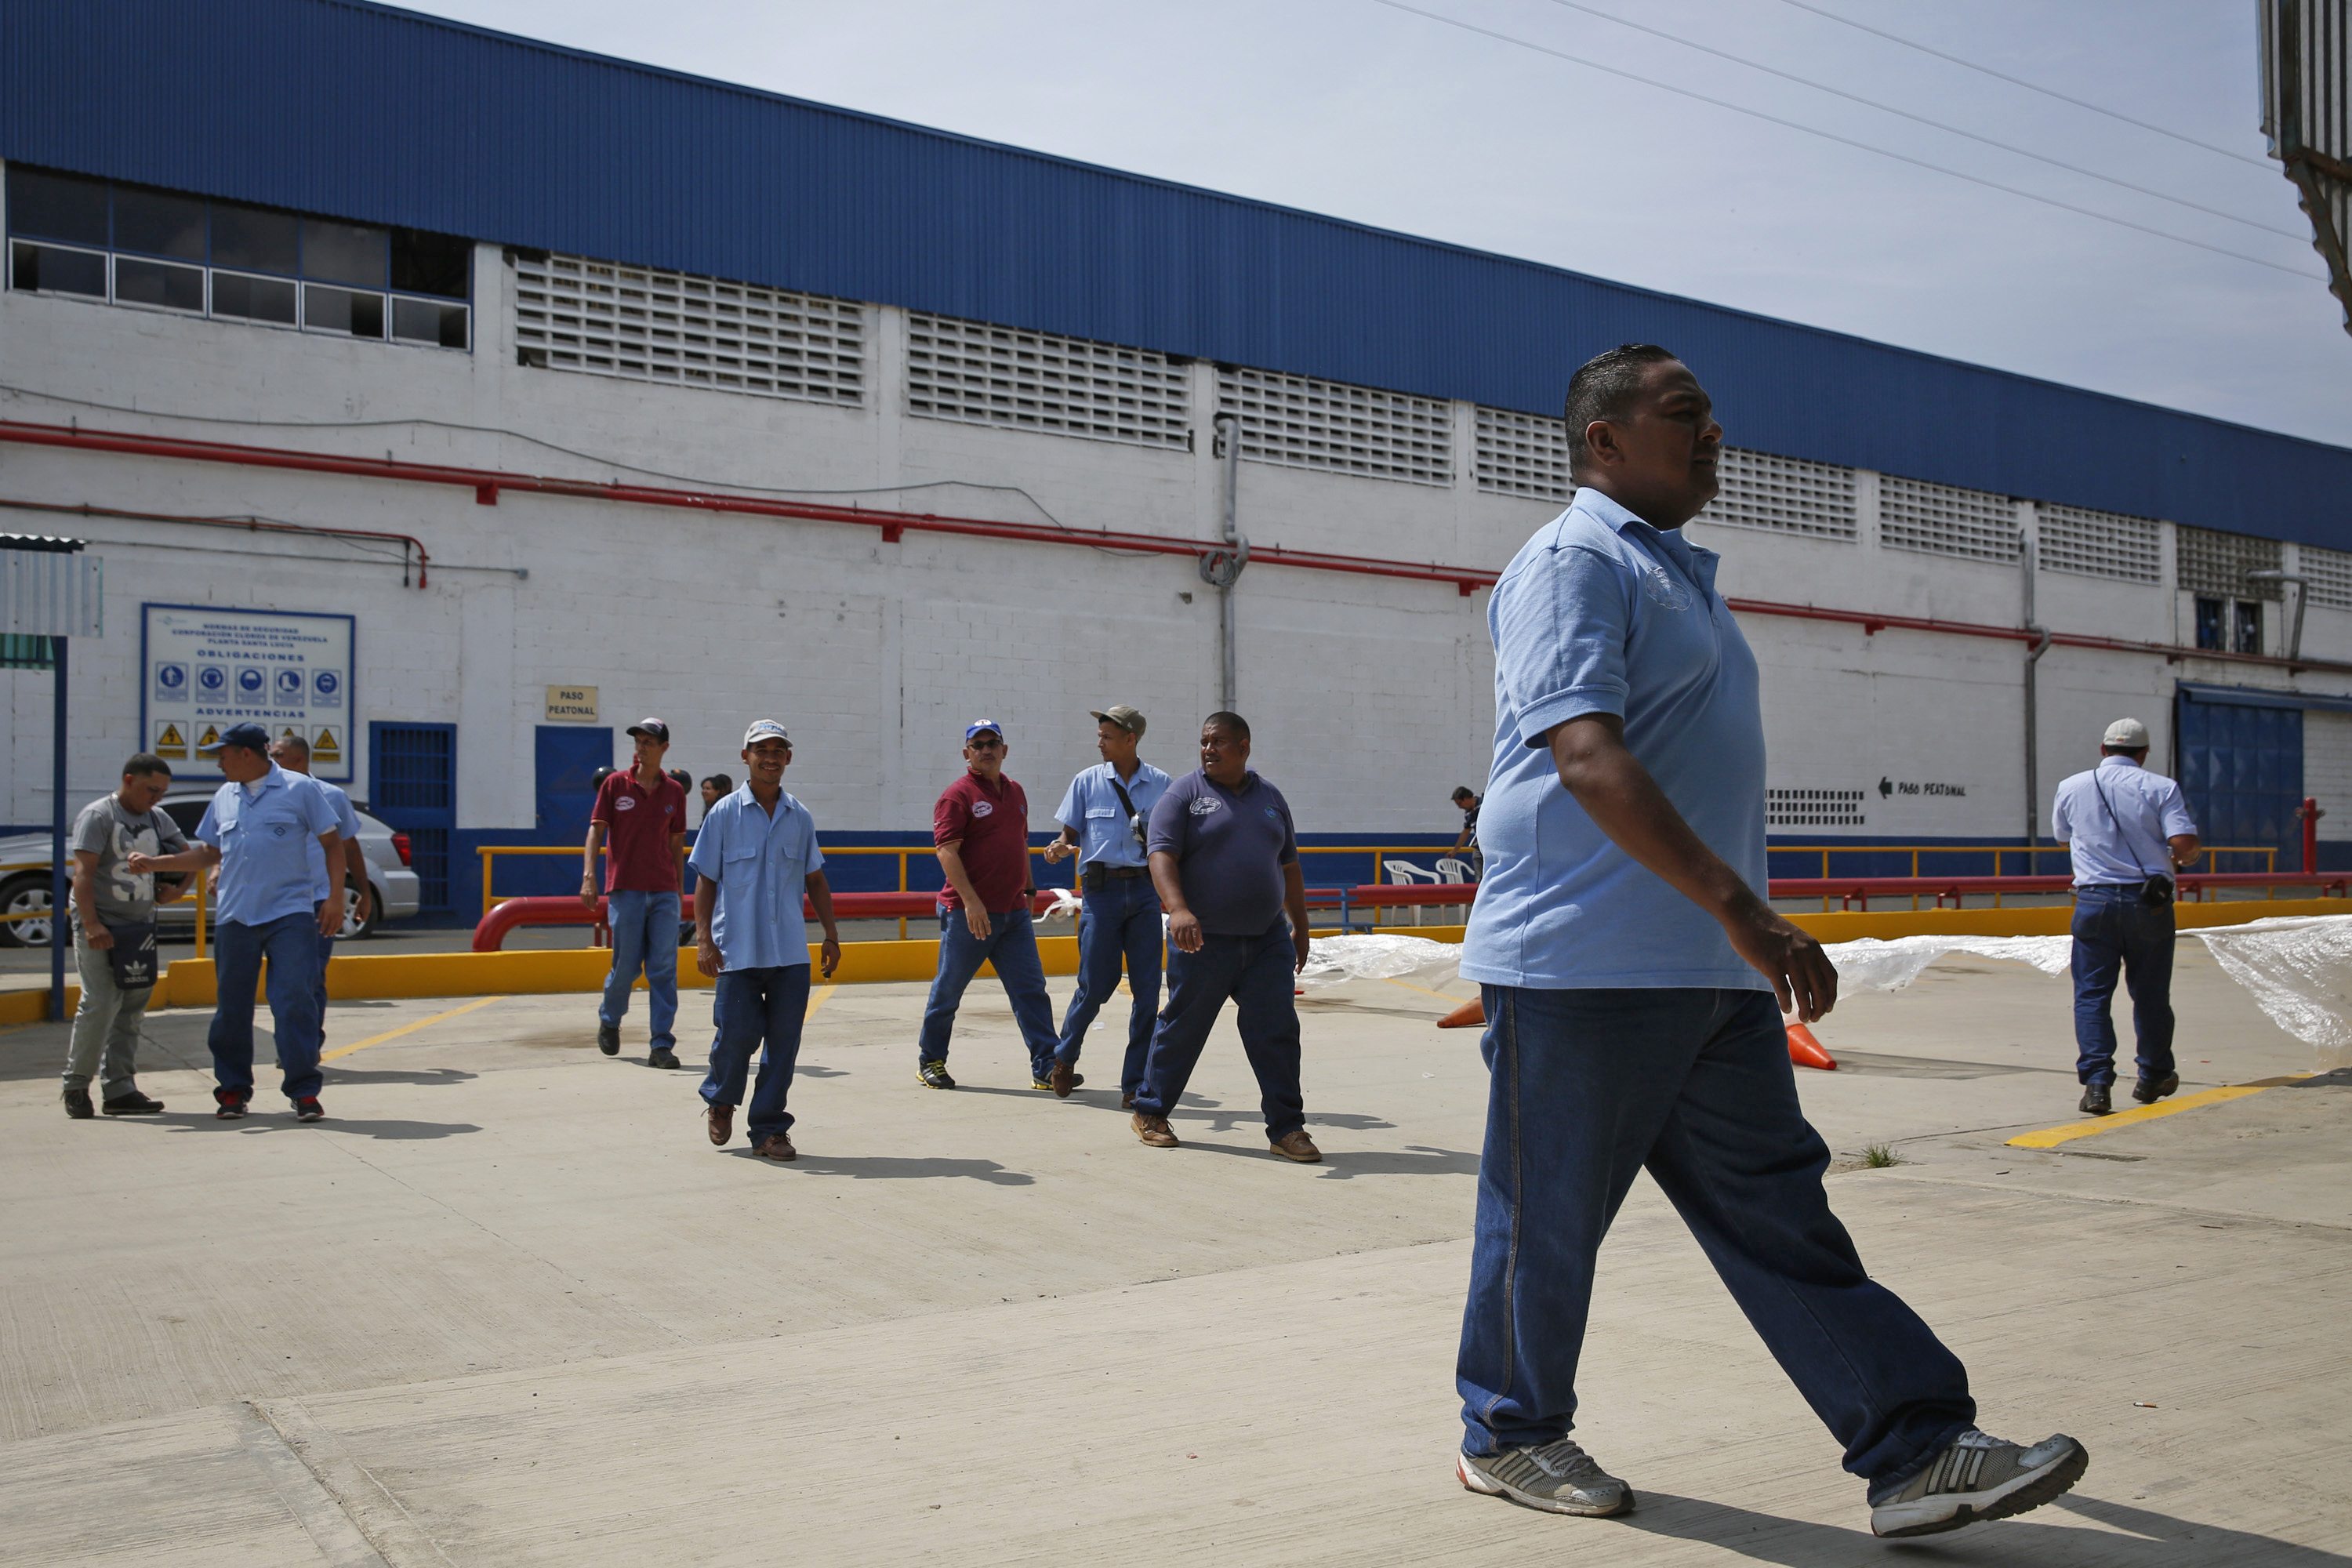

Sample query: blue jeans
[917,907,1058,1076]
[2071,886,2176,1087]
[1457,985,1974,1490]
[701,964,810,1144]
[598,889,680,1051]
[1131,923,1305,1140]
[1052,877,1163,1093]
[209,912,326,1102]
[311,904,336,1031]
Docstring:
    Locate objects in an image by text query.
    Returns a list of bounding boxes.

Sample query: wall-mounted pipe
[1203,412,1247,710]
[2020,534,2050,857]
[0,496,433,586]
[6,417,2352,678]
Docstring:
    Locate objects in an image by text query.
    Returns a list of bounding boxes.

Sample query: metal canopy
[2263,0,2352,332]
[1,538,103,638]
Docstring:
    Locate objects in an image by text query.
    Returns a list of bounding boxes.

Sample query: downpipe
[2021,535,2050,866]
[1204,412,1249,710]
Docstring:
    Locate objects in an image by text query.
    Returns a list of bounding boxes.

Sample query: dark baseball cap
[1090,705,1146,737]
[217,721,272,751]
[626,717,671,743]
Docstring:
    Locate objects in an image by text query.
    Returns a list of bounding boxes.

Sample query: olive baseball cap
[1091,705,1146,737]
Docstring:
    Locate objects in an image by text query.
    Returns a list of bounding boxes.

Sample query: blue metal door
[535,725,612,838]
[2174,695,2303,867]
[368,722,456,911]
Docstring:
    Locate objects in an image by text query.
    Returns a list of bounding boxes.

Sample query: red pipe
[471,888,1067,952]
[13,416,2350,673]
[0,495,430,586]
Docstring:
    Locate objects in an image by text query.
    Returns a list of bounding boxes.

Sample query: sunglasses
[968,736,1004,750]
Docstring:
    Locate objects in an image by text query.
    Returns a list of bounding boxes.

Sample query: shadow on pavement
[1613,1491,2352,1566]
[122,1111,482,1141]
[778,1153,1036,1185]
[318,1066,477,1087]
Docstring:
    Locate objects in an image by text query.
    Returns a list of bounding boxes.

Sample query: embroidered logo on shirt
[615,795,637,811]
[1642,565,1692,612]
[270,823,289,837]
[1189,796,1222,816]
[971,800,995,818]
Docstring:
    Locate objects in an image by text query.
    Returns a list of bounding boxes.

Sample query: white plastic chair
[1383,859,1436,925]
[1434,857,1478,922]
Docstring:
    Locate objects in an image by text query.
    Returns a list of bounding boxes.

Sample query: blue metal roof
[5,0,2350,545]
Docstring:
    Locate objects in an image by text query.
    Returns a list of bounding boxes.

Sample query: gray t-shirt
[71,793,188,924]
[1145,768,1300,937]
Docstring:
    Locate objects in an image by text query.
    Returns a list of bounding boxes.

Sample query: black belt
[1082,863,1151,887]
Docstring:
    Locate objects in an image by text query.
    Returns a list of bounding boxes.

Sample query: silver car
[0,790,423,949]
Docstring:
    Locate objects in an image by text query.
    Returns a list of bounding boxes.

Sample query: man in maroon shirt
[583,718,689,1067]
[916,719,1060,1090]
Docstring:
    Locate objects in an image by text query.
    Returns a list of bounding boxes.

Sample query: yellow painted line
[2005,1077,2307,1149]
[806,983,837,1018]
[1377,975,1475,1004]
[323,995,506,1062]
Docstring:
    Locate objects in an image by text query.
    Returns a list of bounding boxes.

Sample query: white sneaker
[1868,1428,2087,1538]
[1457,1439,1633,1516]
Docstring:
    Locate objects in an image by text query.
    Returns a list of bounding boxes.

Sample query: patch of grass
[1861,1142,1900,1169]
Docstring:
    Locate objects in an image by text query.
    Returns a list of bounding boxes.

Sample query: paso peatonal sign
[545,684,600,723]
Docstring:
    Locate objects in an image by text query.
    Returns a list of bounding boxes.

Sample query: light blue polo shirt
[2052,756,2198,887]
[195,765,342,928]
[688,784,825,970]
[1461,488,1770,992]
[304,778,364,903]
[1054,760,1173,868]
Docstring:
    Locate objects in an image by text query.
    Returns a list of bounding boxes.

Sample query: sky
[407,0,2351,448]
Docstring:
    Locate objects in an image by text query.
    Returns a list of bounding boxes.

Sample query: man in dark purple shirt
[1129,711,1318,1162]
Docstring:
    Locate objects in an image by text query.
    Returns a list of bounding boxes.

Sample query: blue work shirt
[1147,769,1299,937]
[1461,488,1770,992]
[304,778,364,903]
[195,764,342,928]
[1054,760,1173,868]
[688,784,825,970]
[2052,757,2198,887]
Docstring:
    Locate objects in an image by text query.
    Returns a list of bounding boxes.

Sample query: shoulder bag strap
[2088,769,2160,879]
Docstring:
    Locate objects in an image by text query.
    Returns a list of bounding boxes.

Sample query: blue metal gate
[2173,691,2303,865]
[368,721,456,911]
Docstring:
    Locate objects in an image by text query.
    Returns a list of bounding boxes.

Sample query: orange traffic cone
[1787,1021,1836,1071]
[1437,996,1486,1029]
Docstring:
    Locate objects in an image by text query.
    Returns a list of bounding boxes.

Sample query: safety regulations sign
[142,604,356,782]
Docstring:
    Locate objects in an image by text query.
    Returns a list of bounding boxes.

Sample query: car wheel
[343,879,381,940]
[0,872,53,949]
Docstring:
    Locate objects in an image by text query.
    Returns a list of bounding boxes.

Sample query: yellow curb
[322,995,506,1062]
[2005,1077,2308,1148]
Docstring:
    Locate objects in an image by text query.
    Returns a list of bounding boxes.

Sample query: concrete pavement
[2,946,2346,1565]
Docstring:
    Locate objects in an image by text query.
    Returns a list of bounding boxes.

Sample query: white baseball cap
[742,719,791,746]
[2103,717,2150,749]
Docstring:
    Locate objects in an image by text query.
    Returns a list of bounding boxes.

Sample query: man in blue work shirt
[690,720,840,1162]
[129,721,344,1121]
[1041,704,1171,1105]
[270,733,372,1040]
[1127,712,1319,1163]
[2050,717,2200,1117]
[1452,345,2082,1539]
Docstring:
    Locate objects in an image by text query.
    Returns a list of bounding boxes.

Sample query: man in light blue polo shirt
[129,721,344,1121]
[689,720,840,1162]
[1452,346,2082,1541]
[1040,704,1171,1104]
[2050,717,2200,1116]
[270,733,372,1040]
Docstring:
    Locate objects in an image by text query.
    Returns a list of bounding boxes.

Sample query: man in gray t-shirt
[61,753,189,1119]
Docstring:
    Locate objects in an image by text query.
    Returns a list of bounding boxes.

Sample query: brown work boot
[1131,1110,1179,1148]
[1049,1060,1079,1098]
[1270,1129,1322,1163]
[753,1132,797,1162]
[706,1102,735,1146]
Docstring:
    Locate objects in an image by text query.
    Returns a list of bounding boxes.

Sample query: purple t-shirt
[1146,769,1299,937]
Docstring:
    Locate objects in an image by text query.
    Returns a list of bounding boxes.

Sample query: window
[2235,601,2263,655]
[1700,448,1858,540]
[2035,503,2161,583]
[2195,596,2227,650]
[512,251,864,405]
[1878,475,2019,561]
[906,313,1190,448]
[1216,367,1452,486]
[2194,594,2265,653]
[2176,525,2283,600]
[2303,543,2352,610]
[1473,406,1569,499]
[4,165,470,349]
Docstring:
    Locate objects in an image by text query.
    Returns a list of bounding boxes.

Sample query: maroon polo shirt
[593,768,688,893]
[933,770,1031,913]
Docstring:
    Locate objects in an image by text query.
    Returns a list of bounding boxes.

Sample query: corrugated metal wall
[2262,0,2351,332]
[5,0,2352,545]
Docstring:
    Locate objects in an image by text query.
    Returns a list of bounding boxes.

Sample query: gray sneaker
[1457,1439,1633,1516]
[1869,1428,2087,1538]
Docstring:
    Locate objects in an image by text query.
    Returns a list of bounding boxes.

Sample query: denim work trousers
[701,964,811,1145]
[598,890,680,1051]
[2071,886,2176,1088]
[209,912,326,1102]
[1051,877,1163,1094]
[65,933,152,1095]
[1131,924,1306,1141]
[917,907,1059,1076]
[311,902,337,1036]
[1457,985,1974,1490]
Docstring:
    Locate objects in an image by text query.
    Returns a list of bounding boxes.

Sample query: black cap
[218,721,272,751]
[626,717,671,744]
